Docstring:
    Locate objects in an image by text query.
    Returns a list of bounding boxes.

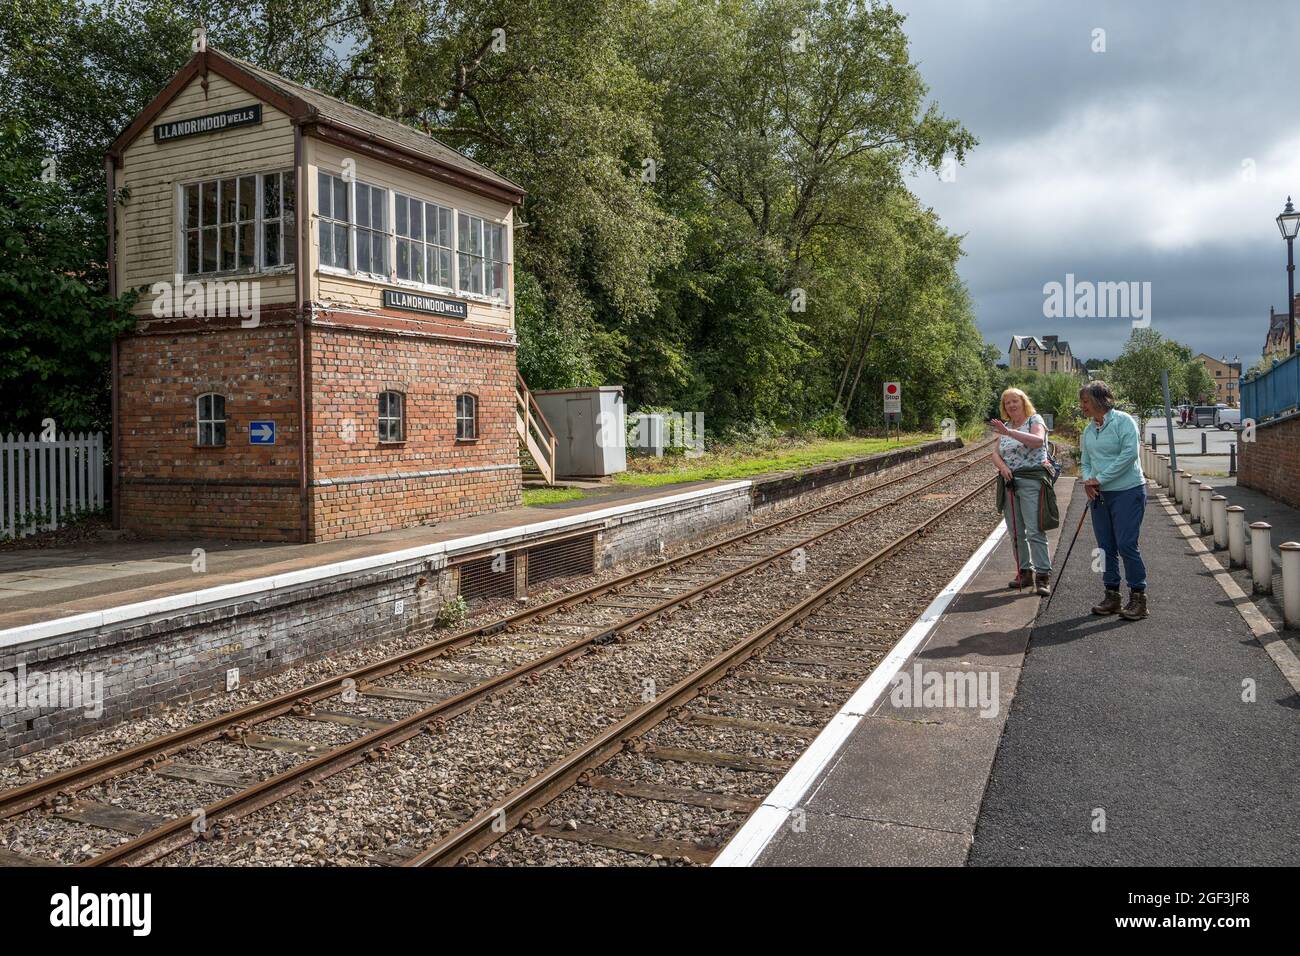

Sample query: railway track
[0,440,996,867]
[401,476,997,866]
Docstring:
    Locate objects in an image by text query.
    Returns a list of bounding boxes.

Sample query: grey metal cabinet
[533,386,627,478]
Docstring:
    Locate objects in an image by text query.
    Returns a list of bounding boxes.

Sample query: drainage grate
[458,551,517,604]
[454,532,598,606]
[527,533,596,589]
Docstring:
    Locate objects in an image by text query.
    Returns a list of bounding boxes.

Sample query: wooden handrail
[515,371,557,484]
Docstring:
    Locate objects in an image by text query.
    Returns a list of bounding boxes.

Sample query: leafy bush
[808,409,850,440]
[434,595,468,629]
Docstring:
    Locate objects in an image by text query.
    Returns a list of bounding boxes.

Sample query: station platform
[0,439,958,646]
[0,479,740,635]
[723,475,1300,866]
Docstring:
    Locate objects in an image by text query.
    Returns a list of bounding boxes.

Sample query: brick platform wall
[308,322,522,540]
[0,559,451,761]
[116,316,304,539]
[1238,413,1300,509]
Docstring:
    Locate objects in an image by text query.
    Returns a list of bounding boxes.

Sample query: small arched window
[196,393,226,447]
[456,393,478,440]
[378,391,405,443]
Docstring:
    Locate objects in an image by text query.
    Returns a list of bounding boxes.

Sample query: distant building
[1007,335,1081,375]
[1194,354,1242,407]
[1264,295,1300,358]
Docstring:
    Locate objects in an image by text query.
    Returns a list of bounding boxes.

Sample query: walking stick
[1042,494,1092,611]
[1004,474,1023,591]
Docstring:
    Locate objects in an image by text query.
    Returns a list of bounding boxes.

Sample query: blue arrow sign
[249,421,276,444]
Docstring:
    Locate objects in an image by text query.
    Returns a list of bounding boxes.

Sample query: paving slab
[760,812,972,867]
[801,717,1003,834]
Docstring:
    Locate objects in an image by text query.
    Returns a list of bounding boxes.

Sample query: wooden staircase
[516,372,557,485]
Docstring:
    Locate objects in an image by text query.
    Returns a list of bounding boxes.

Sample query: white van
[1215,407,1241,430]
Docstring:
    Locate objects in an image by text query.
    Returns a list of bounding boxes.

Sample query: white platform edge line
[711,519,1008,867]
[0,480,753,651]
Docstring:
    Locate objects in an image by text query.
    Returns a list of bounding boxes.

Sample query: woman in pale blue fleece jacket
[1078,380,1148,620]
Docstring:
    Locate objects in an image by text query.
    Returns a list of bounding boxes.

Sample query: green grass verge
[612,432,940,487]
[522,487,588,506]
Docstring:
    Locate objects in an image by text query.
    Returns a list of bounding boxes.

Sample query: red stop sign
[886,384,898,394]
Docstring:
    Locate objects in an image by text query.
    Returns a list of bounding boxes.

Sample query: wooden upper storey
[109,50,524,337]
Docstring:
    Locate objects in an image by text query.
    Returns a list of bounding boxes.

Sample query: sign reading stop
[883,381,901,414]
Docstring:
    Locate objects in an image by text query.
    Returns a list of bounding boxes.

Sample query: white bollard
[1212,495,1229,549]
[1250,522,1273,594]
[1189,481,1201,522]
[1160,457,1170,489]
[1282,542,1300,630]
[1181,473,1194,513]
[1172,470,1184,503]
[1227,506,1246,567]
[1199,485,1214,534]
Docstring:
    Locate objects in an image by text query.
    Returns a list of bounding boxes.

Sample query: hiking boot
[1119,590,1148,621]
[1034,573,1052,596]
[1092,589,1122,615]
[1008,569,1033,589]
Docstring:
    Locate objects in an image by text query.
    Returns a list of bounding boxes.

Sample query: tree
[1109,329,1192,433]
[1025,373,1082,426]
[0,120,136,432]
[1,0,989,439]
[1182,359,1217,405]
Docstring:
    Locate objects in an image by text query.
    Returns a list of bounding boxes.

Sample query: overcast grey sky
[897,0,1300,365]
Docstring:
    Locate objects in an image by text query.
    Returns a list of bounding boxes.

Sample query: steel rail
[403,476,997,867]
[83,454,993,866]
[0,439,990,821]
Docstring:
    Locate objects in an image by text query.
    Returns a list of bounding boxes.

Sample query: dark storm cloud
[896,0,1300,363]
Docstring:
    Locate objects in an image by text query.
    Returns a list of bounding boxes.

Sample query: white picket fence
[0,432,105,539]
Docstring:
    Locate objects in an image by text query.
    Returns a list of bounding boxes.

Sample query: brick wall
[1238,413,1300,509]
[116,314,304,540]
[311,470,521,540]
[114,310,523,541]
[307,320,522,540]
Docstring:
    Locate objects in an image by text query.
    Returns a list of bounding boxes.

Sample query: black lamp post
[1276,197,1300,355]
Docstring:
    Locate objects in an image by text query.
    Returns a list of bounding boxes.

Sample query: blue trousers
[1090,484,1147,592]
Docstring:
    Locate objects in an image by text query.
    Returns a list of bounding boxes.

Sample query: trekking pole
[1042,495,1092,611]
[1004,474,1023,591]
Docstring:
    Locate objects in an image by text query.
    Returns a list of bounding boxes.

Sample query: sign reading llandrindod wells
[383,289,469,319]
[153,105,263,144]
